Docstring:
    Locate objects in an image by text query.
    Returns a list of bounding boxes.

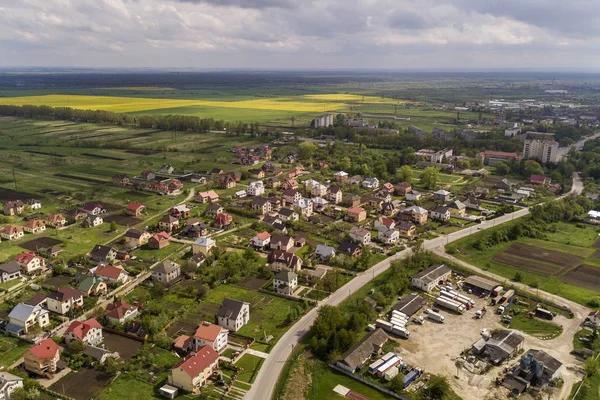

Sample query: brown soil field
[81,153,124,161]
[0,187,38,202]
[51,368,112,400]
[590,249,600,260]
[19,237,63,251]
[102,332,143,360]
[560,264,600,292]
[43,275,74,290]
[235,276,268,290]
[104,214,141,226]
[593,237,600,248]
[166,320,197,338]
[493,243,583,276]
[54,173,107,184]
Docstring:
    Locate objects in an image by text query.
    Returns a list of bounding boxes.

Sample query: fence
[328,363,410,400]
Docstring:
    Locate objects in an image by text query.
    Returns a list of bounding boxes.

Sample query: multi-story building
[523,138,559,164]
[24,339,60,376]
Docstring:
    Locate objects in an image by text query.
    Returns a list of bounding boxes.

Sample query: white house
[405,190,422,201]
[379,228,400,244]
[85,214,104,227]
[14,252,45,274]
[430,206,451,222]
[250,232,271,249]
[46,288,84,315]
[64,318,103,346]
[311,184,328,197]
[349,226,371,245]
[273,271,298,295]
[374,216,395,232]
[0,372,23,400]
[105,300,139,324]
[294,198,313,218]
[362,177,380,189]
[217,299,250,332]
[247,181,265,196]
[6,303,50,335]
[316,244,336,260]
[193,321,229,352]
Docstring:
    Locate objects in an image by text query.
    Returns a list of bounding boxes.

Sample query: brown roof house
[105,299,139,324]
[347,206,366,222]
[46,287,84,315]
[149,232,170,249]
[267,250,302,272]
[158,215,180,232]
[124,229,152,248]
[336,328,388,373]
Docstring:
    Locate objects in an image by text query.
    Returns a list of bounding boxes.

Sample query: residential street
[245,173,585,400]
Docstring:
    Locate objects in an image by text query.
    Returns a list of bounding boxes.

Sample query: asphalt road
[245,173,584,400]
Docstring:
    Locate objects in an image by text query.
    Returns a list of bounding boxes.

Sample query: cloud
[0,0,599,69]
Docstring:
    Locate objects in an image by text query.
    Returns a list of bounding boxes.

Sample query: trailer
[535,307,554,320]
[392,310,409,320]
[376,355,401,377]
[391,318,407,328]
[391,315,408,324]
[384,366,399,381]
[392,325,410,339]
[427,311,445,323]
[403,370,419,388]
[369,352,396,373]
[435,296,466,313]
[443,289,475,306]
[440,291,473,309]
[376,319,393,332]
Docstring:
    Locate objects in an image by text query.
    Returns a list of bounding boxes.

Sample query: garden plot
[492,243,583,275]
[560,264,600,292]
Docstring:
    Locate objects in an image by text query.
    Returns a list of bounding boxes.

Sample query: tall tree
[420,166,440,189]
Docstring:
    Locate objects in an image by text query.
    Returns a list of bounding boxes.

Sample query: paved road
[557,131,600,161]
[246,173,584,400]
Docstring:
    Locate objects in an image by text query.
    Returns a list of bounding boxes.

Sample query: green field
[503,313,563,339]
[234,353,264,384]
[0,336,30,368]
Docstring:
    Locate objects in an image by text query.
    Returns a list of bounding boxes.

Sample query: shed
[463,275,498,295]
[391,294,426,317]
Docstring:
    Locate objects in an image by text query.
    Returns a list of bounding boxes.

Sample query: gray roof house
[152,261,181,284]
[217,298,250,332]
[315,244,336,260]
[0,371,23,400]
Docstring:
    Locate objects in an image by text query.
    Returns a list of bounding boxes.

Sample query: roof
[254,231,271,241]
[25,293,48,306]
[253,197,269,206]
[194,321,227,342]
[412,264,451,285]
[126,202,144,211]
[154,261,180,274]
[377,216,394,227]
[478,150,520,158]
[338,329,388,370]
[90,244,115,258]
[434,189,451,196]
[173,335,193,350]
[347,206,365,214]
[350,226,370,237]
[398,221,415,230]
[523,349,562,376]
[106,299,137,319]
[530,175,547,183]
[217,298,248,320]
[83,345,113,361]
[432,206,449,214]
[271,235,293,246]
[96,265,126,280]
[0,260,21,274]
[392,294,426,317]
[0,372,23,383]
[172,345,219,378]
[125,229,146,239]
[82,203,103,211]
[160,215,179,224]
[274,270,297,283]
[194,237,215,247]
[28,338,59,360]
[486,330,524,356]
[65,318,102,340]
[9,303,44,322]
[448,200,466,210]
[464,275,498,292]
[339,241,361,254]
[152,232,170,241]
[404,206,427,214]
[1,226,22,235]
[316,244,335,257]
[48,287,83,302]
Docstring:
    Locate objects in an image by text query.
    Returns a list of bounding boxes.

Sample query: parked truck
[440,290,474,309]
[535,307,554,320]
[496,289,515,314]
[435,296,466,313]
[376,319,394,332]
[427,310,445,323]
[392,325,410,339]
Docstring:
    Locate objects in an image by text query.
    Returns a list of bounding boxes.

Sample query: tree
[495,161,510,176]
[390,374,405,393]
[298,142,317,160]
[69,339,85,354]
[396,165,413,183]
[109,221,118,232]
[418,375,451,400]
[524,160,544,176]
[420,166,440,189]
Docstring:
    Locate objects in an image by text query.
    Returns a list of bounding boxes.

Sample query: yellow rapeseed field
[0,94,350,114]
[303,94,409,104]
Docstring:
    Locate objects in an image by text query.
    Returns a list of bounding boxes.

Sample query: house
[67,208,87,223]
[141,170,156,180]
[46,213,66,228]
[193,237,216,257]
[14,252,45,273]
[193,321,228,352]
[463,197,481,210]
[248,169,265,179]
[46,287,84,315]
[267,177,281,189]
[23,219,46,234]
[362,177,380,189]
[411,264,452,292]
[77,276,108,297]
[379,228,399,244]
[64,318,103,346]
[252,197,272,215]
[158,215,180,232]
[283,179,299,190]
[84,213,104,228]
[278,208,299,222]
[530,175,550,185]
[250,232,271,250]
[338,241,362,258]
[124,229,152,248]
[168,346,219,393]
[477,150,521,166]
[168,179,184,194]
[585,311,600,329]
[382,182,395,193]
[105,299,139,324]
[334,171,349,182]
[26,198,41,210]
[430,206,450,222]
[349,175,363,185]
[496,178,517,191]
[283,189,302,205]
[433,190,452,202]
[95,265,129,285]
[315,244,336,260]
[270,235,294,252]
[195,190,219,204]
[327,186,343,204]
[124,202,145,217]
[113,174,130,186]
[82,203,106,215]
[152,261,181,284]
[447,200,466,217]
[311,183,328,197]
[1,226,24,241]
[349,227,371,245]
[3,200,25,216]
[396,182,412,196]
[343,194,362,208]
[294,199,313,217]
[24,338,60,376]
[0,372,23,400]
[402,206,428,224]
[398,221,416,238]
[217,298,250,332]
[149,231,170,249]
[336,328,388,373]
[6,303,50,335]
[273,271,298,295]
[380,201,396,216]
[405,190,421,202]
[214,213,233,229]
[219,175,236,189]
[347,206,367,222]
[245,180,264,197]
[206,203,224,216]
[180,223,209,239]
[267,250,302,272]
[374,216,395,232]
[211,168,224,176]
[0,261,21,283]
[170,204,191,219]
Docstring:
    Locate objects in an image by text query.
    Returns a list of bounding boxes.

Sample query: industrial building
[472,330,524,365]
[411,264,452,293]
[336,328,388,373]
[463,275,499,295]
[503,349,563,394]
[312,114,334,128]
[391,294,426,317]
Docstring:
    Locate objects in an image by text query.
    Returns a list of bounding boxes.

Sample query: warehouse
[391,294,426,317]
[411,264,452,293]
[463,275,499,296]
[477,330,525,365]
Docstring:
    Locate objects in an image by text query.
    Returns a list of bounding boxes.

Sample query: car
[481,328,489,336]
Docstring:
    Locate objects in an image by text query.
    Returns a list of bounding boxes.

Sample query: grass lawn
[249,342,271,353]
[0,336,30,368]
[99,375,159,400]
[0,280,21,291]
[570,372,600,400]
[502,313,563,339]
[234,354,264,384]
[222,348,235,359]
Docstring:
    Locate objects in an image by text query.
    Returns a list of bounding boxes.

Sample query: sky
[1,0,599,70]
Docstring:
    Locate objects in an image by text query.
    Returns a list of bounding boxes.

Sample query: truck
[435,296,466,314]
[427,310,445,323]
[412,316,424,325]
[440,290,474,309]
[496,289,515,314]
[392,325,410,339]
[392,310,409,320]
[376,319,393,332]
[535,307,554,320]
[403,370,419,388]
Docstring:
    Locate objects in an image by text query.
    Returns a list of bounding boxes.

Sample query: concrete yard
[397,295,585,400]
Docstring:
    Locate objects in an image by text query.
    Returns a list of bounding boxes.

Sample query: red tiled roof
[15,251,38,264]
[173,335,192,350]
[378,216,394,227]
[95,265,125,280]
[172,345,219,378]
[347,206,365,214]
[126,202,144,211]
[23,220,45,229]
[194,321,226,342]
[106,299,137,319]
[477,150,521,158]
[152,231,170,241]
[28,338,59,360]
[255,231,271,241]
[65,318,102,340]
[2,225,23,235]
[83,204,103,212]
